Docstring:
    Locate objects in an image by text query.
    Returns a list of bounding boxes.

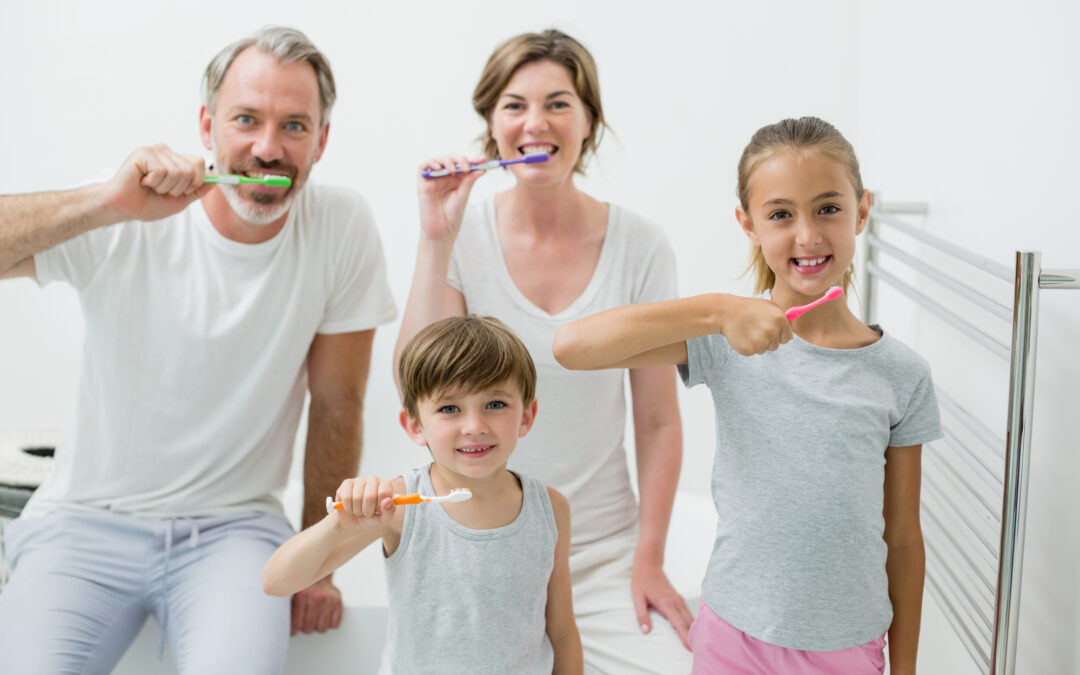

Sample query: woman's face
[490,59,593,186]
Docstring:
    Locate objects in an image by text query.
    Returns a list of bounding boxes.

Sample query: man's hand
[105,144,213,223]
[631,558,694,650]
[290,576,343,635]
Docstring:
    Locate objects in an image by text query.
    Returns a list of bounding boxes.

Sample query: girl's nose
[794,217,824,247]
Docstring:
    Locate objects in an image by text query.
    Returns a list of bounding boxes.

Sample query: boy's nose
[461,412,489,434]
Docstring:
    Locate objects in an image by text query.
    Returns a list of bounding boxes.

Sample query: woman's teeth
[520,145,556,156]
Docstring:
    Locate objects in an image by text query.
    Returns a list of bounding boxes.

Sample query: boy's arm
[552,294,792,371]
[262,476,406,597]
[883,444,925,675]
[545,487,583,675]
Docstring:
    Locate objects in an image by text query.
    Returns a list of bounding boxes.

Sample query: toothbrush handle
[392,493,426,505]
[422,159,501,178]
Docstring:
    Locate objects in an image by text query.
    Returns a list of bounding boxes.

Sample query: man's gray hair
[203,26,336,125]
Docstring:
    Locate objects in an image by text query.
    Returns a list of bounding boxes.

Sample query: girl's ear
[399,408,427,447]
[736,205,759,246]
[855,189,872,235]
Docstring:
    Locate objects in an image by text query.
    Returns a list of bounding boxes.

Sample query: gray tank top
[383,464,558,674]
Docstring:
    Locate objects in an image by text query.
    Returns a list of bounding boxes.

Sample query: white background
[1,1,1077,672]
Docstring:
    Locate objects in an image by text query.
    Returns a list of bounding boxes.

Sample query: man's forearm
[0,185,117,275]
[302,401,364,529]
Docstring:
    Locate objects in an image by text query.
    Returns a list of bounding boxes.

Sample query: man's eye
[237,115,255,125]
[285,121,305,132]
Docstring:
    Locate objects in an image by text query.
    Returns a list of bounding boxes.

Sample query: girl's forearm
[885,540,925,674]
[550,630,584,675]
[553,294,729,370]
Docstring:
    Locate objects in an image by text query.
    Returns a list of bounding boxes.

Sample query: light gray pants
[0,508,294,675]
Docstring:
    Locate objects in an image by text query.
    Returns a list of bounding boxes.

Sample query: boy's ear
[855,189,872,235]
[518,399,539,438]
[399,408,428,447]
[735,205,759,246]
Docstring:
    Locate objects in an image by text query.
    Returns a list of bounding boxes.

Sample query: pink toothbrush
[784,286,844,321]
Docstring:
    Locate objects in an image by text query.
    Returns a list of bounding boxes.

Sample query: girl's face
[489,59,593,187]
[736,149,871,306]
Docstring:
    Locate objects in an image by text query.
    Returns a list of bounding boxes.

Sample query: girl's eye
[768,210,792,220]
[819,204,840,215]
[486,400,507,409]
[438,405,460,414]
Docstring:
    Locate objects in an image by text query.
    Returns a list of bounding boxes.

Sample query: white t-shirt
[448,199,678,548]
[27,184,397,518]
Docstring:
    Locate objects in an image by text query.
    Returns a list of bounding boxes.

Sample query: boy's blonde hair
[736,116,864,294]
[472,29,607,175]
[399,316,537,419]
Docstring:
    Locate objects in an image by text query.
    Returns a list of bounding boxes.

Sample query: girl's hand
[332,476,397,529]
[720,297,794,356]
[416,153,486,245]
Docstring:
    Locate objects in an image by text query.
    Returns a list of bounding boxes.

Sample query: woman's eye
[502,102,523,111]
[550,100,570,110]
[819,204,840,215]
[486,400,507,409]
[438,405,460,414]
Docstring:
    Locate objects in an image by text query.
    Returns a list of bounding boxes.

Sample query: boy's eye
[486,400,508,409]
[437,405,460,414]
[819,204,840,215]
[768,209,792,220]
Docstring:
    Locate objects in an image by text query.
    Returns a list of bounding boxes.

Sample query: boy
[263,316,582,674]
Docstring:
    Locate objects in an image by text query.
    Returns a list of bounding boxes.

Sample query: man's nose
[251,125,285,163]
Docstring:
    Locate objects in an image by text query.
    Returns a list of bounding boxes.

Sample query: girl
[553,117,941,675]
[396,29,693,672]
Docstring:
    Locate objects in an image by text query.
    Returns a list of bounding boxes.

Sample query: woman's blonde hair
[737,116,864,294]
[472,29,607,175]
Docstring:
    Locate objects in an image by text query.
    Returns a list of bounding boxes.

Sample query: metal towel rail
[860,197,1079,675]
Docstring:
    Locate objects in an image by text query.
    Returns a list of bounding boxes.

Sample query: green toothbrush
[203,174,292,187]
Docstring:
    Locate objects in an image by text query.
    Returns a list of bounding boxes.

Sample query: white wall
[1,0,1075,672]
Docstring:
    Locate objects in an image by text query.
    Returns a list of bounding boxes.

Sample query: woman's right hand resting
[416,153,487,244]
[720,296,795,356]
[332,475,398,530]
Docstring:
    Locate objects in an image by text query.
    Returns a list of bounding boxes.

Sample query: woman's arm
[392,155,484,390]
[882,444,925,675]
[545,488,584,675]
[262,476,405,597]
[627,365,693,648]
[552,294,792,370]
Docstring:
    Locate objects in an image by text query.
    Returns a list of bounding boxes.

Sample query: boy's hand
[332,475,397,528]
[719,296,794,356]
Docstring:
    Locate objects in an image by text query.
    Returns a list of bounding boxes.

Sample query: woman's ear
[855,189,872,235]
[399,408,427,447]
[736,205,759,246]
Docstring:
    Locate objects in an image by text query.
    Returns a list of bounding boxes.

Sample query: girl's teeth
[795,257,827,266]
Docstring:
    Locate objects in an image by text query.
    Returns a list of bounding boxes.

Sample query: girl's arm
[545,488,583,675]
[392,155,482,391]
[882,444,925,675]
[262,476,406,597]
[627,365,693,647]
[552,294,792,370]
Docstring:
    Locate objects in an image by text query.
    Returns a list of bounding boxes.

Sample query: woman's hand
[416,153,487,244]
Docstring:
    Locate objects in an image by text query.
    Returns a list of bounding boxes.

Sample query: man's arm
[290,328,375,635]
[0,145,211,279]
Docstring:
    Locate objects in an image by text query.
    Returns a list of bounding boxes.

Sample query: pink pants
[689,601,886,675]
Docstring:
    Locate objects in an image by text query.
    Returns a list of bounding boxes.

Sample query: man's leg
[571,531,695,675]
[156,512,294,675]
[0,511,151,675]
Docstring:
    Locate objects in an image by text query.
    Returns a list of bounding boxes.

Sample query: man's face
[200,47,328,225]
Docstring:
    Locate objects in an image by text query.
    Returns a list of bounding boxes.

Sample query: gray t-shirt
[383,464,557,673]
[679,327,941,650]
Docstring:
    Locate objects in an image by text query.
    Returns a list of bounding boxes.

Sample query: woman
[395,29,692,673]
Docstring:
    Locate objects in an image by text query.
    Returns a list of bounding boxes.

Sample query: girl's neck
[771,284,881,350]
[497,181,595,238]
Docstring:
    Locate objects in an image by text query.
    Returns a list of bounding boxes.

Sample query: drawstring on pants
[158,519,201,660]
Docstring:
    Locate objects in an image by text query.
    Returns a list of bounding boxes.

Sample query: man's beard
[210,137,308,226]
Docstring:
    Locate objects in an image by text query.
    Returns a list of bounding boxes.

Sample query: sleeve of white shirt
[629,214,678,304]
[318,192,398,334]
[34,222,127,291]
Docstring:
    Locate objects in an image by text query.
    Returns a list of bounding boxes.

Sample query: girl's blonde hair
[472,29,607,175]
[737,117,864,294]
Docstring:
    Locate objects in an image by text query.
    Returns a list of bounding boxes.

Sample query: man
[0,26,396,673]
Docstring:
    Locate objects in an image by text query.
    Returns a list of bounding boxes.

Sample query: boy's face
[400,380,537,480]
